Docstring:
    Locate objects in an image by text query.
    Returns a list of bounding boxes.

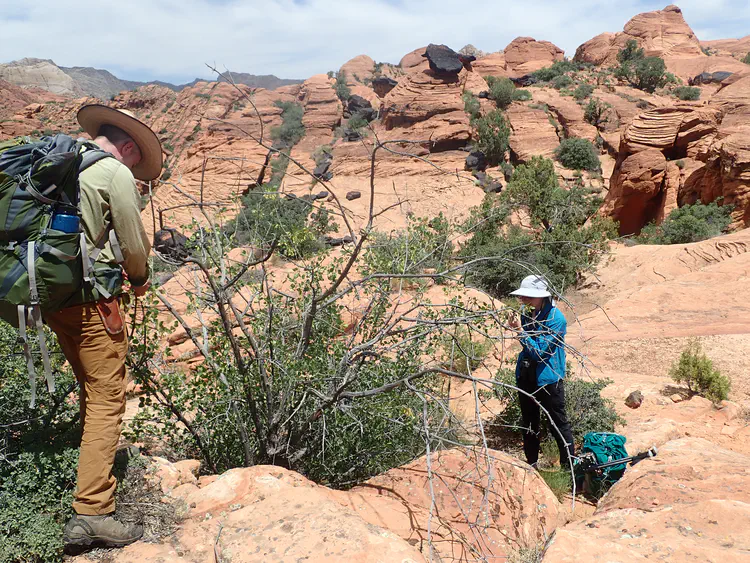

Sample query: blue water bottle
[51,212,81,233]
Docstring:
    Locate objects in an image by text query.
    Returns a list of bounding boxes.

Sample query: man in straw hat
[49,105,161,548]
[508,275,575,470]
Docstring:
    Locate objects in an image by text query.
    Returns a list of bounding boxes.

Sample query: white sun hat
[510,275,552,298]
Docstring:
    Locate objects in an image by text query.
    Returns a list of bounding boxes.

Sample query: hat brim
[509,288,551,298]
[77,104,163,181]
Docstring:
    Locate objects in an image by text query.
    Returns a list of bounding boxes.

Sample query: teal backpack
[0,134,121,406]
[574,432,629,496]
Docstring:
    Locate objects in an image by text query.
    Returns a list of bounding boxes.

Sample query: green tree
[554,137,601,171]
[742,52,750,64]
[270,101,305,147]
[632,57,668,93]
[617,39,645,64]
[472,109,510,164]
[637,201,732,244]
[334,71,351,101]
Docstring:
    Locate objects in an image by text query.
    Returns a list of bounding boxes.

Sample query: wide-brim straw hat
[77,104,163,181]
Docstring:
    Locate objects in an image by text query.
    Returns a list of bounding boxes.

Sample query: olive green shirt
[79,151,151,287]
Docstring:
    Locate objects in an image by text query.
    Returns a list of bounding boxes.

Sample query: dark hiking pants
[518,378,575,467]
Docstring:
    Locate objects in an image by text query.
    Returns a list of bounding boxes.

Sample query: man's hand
[133,281,151,297]
[508,314,521,330]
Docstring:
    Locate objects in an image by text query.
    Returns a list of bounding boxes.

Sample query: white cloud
[0,0,747,83]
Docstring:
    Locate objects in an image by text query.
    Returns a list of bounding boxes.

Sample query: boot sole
[64,533,141,548]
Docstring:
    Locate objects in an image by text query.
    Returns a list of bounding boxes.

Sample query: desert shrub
[363,214,453,277]
[743,52,750,65]
[485,76,516,109]
[472,109,511,164]
[489,369,624,448]
[312,144,333,165]
[551,74,573,90]
[514,89,532,101]
[0,323,80,563]
[270,100,305,147]
[554,137,601,171]
[584,98,610,127]
[636,99,650,109]
[632,57,667,93]
[334,71,351,101]
[670,340,730,403]
[573,84,594,100]
[463,91,481,119]
[637,201,732,245]
[674,86,701,100]
[617,39,645,65]
[461,156,613,296]
[500,161,515,181]
[347,114,369,130]
[532,60,578,82]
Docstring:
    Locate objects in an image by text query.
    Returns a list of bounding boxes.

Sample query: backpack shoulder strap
[79,147,114,173]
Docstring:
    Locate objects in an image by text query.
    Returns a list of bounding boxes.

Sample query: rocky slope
[0,58,301,99]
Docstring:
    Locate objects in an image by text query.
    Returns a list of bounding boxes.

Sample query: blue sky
[0,1,747,84]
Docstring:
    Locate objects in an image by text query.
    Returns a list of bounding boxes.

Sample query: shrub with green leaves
[270,100,305,147]
[674,86,701,100]
[513,89,532,101]
[742,52,750,65]
[334,71,351,101]
[488,369,624,448]
[670,340,730,403]
[637,201,732,245]
[617,39,645,65]
[554,137,601,171]
[532,60,578,82]
[485,76,516,109]
[0,323,80,563]
[584,98,610,127]
[441,327,492,376]
[573,84,594,100]
[472,109,510,164]
[463,91,481,119]
[460,157,614,297]
[551,74,573,90]
[632,57,667,93]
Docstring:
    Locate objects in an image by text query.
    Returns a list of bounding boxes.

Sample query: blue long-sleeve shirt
[515,300,567,386]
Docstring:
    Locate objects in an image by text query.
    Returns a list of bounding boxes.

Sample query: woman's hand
[508,314,521,330]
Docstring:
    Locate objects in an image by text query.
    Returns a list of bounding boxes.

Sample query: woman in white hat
[508,275,575,469]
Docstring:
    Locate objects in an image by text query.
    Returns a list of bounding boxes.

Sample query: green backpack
[574,432,629,497]
[0,134,119,406]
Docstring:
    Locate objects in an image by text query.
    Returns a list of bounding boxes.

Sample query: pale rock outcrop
[0,58,82,96]
[543,438,750,563]
[701,35,750,59]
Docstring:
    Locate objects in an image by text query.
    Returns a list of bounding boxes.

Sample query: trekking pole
[587,446,657,472]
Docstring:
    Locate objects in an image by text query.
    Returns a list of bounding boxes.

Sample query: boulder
[372,76,398,98]
[690,71,734,85]
[346,94,372,115]
[339,54,375,86]
[423,44,464,74]
[313,160,332,181]
[153,228,189,261]
[346,190,361,201]
[465,150,487,171]
[543,438,750,562]
[400,46,429,73]
[625,390,644,409]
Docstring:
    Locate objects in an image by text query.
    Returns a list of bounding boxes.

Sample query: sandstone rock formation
[470,53,510,78]
[341,448,561,561]
[503,37,564,76]
[543,438,750,562]
[701,35,750,59]
[599,102,750,234]
[507,104,560,163]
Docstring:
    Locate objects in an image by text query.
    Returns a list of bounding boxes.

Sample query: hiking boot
[63,513,143,547]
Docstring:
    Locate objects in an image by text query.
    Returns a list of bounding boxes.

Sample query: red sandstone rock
[507,104,560,163]
[503,37,564,75]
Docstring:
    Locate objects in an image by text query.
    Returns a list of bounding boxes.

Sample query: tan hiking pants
[46,303,128,516]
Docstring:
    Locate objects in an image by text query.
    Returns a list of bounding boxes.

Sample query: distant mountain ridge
[0,58,302,100]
